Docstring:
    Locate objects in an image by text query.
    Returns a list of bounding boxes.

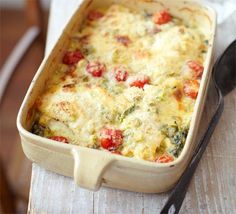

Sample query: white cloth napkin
[203,0,236,57]
[204,0,236,24]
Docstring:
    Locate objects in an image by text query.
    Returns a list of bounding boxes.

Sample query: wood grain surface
[28,0,236,213]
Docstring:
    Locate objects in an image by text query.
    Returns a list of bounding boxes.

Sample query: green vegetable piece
[31,122,45,136]
[81,46,95,55]
[204,39,209,45]
[161,123,188,158]
[119,105,136,122]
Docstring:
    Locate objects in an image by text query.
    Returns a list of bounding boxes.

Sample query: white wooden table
[28,0,236,213]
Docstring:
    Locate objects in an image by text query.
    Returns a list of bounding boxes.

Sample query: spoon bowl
[214,40,236,96]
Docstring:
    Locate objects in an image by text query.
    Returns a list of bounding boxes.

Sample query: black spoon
[161,40,236,214]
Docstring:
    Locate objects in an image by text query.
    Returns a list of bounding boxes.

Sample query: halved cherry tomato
[153,10,172,25]
[86,61,106,77]
[129,76,150,88]
[87,10,104,21]
[156,154,174,163]
[113,66,129,82]
[49,136,69,144]
[100,128,123,151]
[183,79,200,99]
[115,35,131,47]
[63,50,84,65]
[187,60,204,78]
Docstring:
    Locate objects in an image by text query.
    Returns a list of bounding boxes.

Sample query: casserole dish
[17,0,216,193]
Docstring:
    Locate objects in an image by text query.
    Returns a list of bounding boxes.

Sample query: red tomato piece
[129,76,150,88]
[156,154,174,163]
[153,10,172,25]
[86,61,106,77]
[187,60,204,78]
[100,128,123,151]
[183,79,200,99]
[113,66,129,82]
[115,35,131,47]
[63,50,84,65]
[49,136,69,144]
[87,10,104,21]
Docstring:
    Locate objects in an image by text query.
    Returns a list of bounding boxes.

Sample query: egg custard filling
[31,5,209,163]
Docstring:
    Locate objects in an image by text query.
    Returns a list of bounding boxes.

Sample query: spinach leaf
[161,123,188,158]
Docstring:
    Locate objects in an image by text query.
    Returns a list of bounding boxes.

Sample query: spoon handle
[160,87,224,214]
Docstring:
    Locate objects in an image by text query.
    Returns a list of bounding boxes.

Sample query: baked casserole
[31,4,209,163]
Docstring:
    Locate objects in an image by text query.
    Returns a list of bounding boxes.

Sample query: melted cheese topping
[32,5,208,162]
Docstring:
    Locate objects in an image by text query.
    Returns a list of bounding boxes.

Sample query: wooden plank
[93,188,143,214]
[28,165,94,214]
[28,0,236,213]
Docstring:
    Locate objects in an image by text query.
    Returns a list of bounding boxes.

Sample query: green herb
[161,123,188,158]
[156,141,166,155]
[161,124,177,138]
[172,17,183,24]
[172,128,188,145]
[91,135,99,148]
[155,108,159,114]
[112,49,120,63]
[31,121,45,136]
[102,111,113,122]
[81,46,95,55]
[110,85,124,94]
[100,78,109,89]
[119,105,136,122]
[204,40,209,45]
[147,107,159,114]
[143,10,152,18]
[80,75,89,82]
[169,143,184,158]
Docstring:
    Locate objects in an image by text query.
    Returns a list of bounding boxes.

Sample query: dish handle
[71,148,114,191]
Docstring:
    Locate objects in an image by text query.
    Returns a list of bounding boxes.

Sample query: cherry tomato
[156,154,174,163]
[153,10,172,25]
[49,136,69,144]
[86,61,106,77]
[87,10,104,21]
[113,66,129,82]
[129,76,150,88]
[63,50,84,65]
[187,60,204,78]
[184,79,200,99]
[100,128,123,151]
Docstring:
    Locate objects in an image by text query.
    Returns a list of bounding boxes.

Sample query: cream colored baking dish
[17,0,216,193]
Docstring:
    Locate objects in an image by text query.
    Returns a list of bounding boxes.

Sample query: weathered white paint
[28,0,236,213]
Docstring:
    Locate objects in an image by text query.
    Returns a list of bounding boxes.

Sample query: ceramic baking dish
[17,0,216,193]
